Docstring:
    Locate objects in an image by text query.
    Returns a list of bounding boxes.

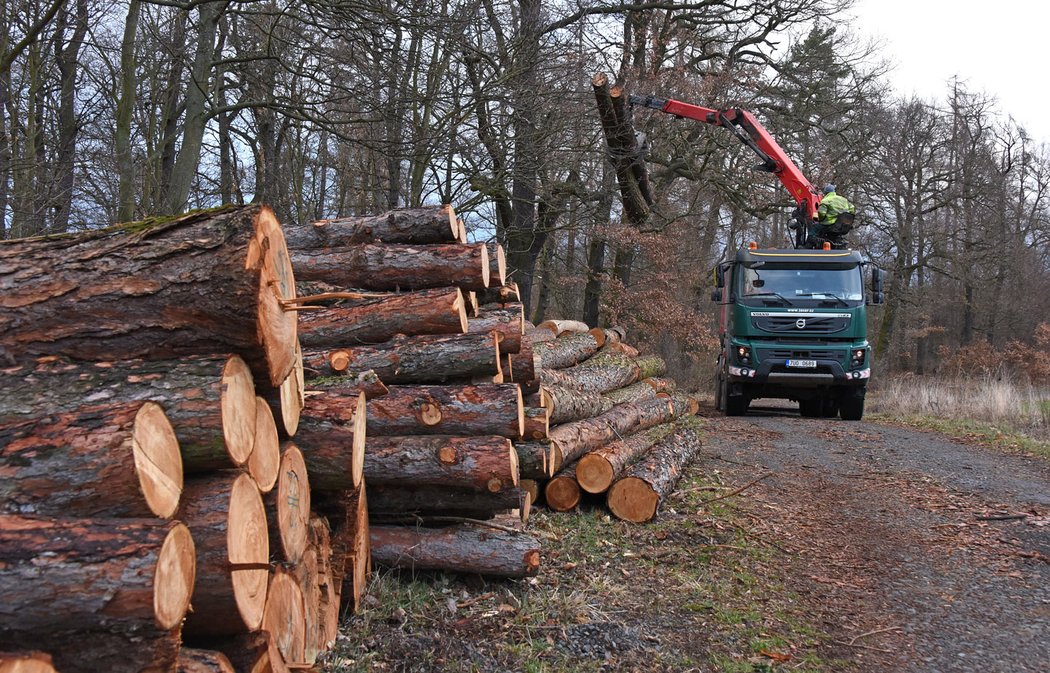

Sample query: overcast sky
[851,0,1050,143]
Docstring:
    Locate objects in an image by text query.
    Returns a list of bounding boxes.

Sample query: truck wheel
[799,399,822,417]
[822,398,840,418]
[839,392,864,421]
[715,373,726,412]
[725,394,749,417]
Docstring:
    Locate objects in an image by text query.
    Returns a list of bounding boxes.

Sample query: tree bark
[534,332,601,370]
[262,568,306,666]
[326,486,369,613]
[474,282,520,306]
[521,406,549,440]
[549,396,680,469]
[467,304,524,354]
[364,435,517,492]
[177,649,235,673]
[537,319,590,336]
[576,423,676,494]
[264,444,311,564]
[366,484,525,520]
[296,288,467,348]
[291,242,492,291]
[601,380,665,408]
[514,440,552,479]
[370,524,540,578]
[311,332,500,384]
[259,344,304,439]
[203,632,291,673]
[607,425,703,523]
[539,352,640,393]
[507,338,538,384]
[179,473,269,635]
[0,400,182,519]
[304,370,388,399]
[544,462,581,512]
[543,385,608,424]
[283,205,458,248]
[366,385,523,438]
[0,206,298,387]
[294,392,367,491]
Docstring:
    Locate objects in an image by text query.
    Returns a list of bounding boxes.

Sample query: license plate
[786,359,817,368]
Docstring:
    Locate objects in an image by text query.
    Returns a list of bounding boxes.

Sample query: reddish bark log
[607,425,703,523]
[576,423,676,494]
[304,370,388,399]
[366,385,523,438]
[549,397,680,466]
[290,242,491,291]
[514,440,551,479]
[370,524,540,578]
[544,462,581,512]
[314,332,500,383]
[294,391,367,491]
[467,304,524,354]
[521,406,549,441]
[0,206,297,387]
[260,343,304,439]
[327,486,369,613]
[474,282,519,306]
[264,444,311,564]
[307,515,339,659]
[262,568,306,666]
[364,435,517,492]
[0,400,182,518]
[204,632,290,673]
[366,484,525,521]
[283,205,458,248]
[508,338,538,384]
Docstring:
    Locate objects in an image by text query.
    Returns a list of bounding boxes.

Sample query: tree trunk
[534,332,600,370]
[537,319,590,335]
[601,380,665,408]
[0,401,182,519]
[514,440,552,479]
[294,392,367,491]
[179,473,269,635]
[177,649,235,673]
[307,515,339,660]
[283,205,458,248]
[264,444,311,564]
[544,462,581,512]
[366,484,525,520]
[549,396,680,469]
[290,242,493,291]
[607,425,703,523]
[249,397,281,493]
[366,385,523,438]
[296,288,467,348]
[370,524,540,578]
[262,568,306,666]
[543,385,608,424]
[576,423,676,494]
[507,338,538,384]
[521,406,549,440]
[311,332,500,384]
[0,206,298,388]
[588,326,626,348]
[467,304,524,354]
[364,435,517,492]
[539,352,639,393]
[0,354,257,473]
[289,546,321,666]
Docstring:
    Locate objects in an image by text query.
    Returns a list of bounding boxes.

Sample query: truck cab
[713,246,884,420]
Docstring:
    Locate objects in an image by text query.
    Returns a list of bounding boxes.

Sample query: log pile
[0,206,343,671]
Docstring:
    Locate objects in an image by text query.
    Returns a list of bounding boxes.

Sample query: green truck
[712,246,884,420]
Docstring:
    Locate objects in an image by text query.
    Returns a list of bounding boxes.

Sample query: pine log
[485,241,508,288]
[0,206,297,387]
[370,524,540,578]
[544,462,581,512]
[19,632,182,673]
[294,391,367,491]
[603,341,640,357]
[296,288,467,348]
[327,486,370,613]
[178,649,236,673]
[587,326,626,348]
[508,338,538,384]
[307,516,339,658]
[314,332,500,383]
[260,343,304,439]
[180,473,269,635]
[264,444,311,564]
[607,425,703,523]
[549,396,680,466]
[543,385,608,424]
[514,440,551,479]
[467,304,524,354]
[643,377,677,394]
[523,327,556,344]
[474,282,520,306]
[0,652,56,673]
[364,435,517,492]
[283,205,458,248]
[537,319,590,335]
[0,354,256,473]
[539,351,639,393]
[519,479,540,507]
[466,290,480,317]
[250,397,281,493]
[0,515,194,638]
[521,406,549,440]
[535,332,601,370]
[576,423,677,494]
[262,568,306,666]
[0,400,182,518]
[367,484,524,520]
[304,370,388,399]
[366,384,523,438]
[204,632,291,673]
[601,380,664,408]
[290,242,492,290]
[289,547,321,665]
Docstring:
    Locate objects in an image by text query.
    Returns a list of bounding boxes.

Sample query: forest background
[4,0,1049,389]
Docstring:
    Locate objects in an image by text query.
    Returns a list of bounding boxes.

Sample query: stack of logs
[283,205,542,580]
[0,206,345,673]
[526,321,703,523]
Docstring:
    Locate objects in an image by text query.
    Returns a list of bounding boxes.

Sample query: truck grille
[751,313,851,334]
[757,348,839,361]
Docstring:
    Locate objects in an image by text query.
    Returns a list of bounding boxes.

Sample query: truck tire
[799,399,822,417]
[725,393,749,417]
[822,398,840,418]
[715,373,726,412]
[839,391,864,421]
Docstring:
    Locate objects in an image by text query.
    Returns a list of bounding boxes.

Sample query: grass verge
[868,413,1050,459]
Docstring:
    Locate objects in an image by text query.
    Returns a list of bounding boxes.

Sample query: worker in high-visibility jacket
[809,183,856,246]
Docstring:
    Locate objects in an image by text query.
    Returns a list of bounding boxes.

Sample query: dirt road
[707,404,1050,672]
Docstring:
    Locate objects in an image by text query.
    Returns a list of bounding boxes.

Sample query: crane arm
[629,95,822,222]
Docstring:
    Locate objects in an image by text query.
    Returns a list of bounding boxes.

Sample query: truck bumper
[728,362,869,387]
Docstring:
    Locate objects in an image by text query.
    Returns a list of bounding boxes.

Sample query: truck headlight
[851,349,865,367]
[736,346,751,365]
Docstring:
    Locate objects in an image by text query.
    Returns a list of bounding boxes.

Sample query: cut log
[484,241,508,287]
[601,380,663,408]
[521,406,549,441]
[204,632,291,673]
[249,397,281,493]
[544,462,581,512]
[535,332,601,370]
[508,338,538,384]
[0,400,182,519]
[289,547,321,665]
[291,242,491,290]
[0,354,256,473]
[643,377,677,394]
[283,205,459,248]
[262,568,306,666]
[367,484,524,520]
[0,652,56,673]
[260,343,304,439]
[296,288,467,348]
[669,393,700,416]
[366,384,523,438]
[474,282,519,306]
[304,370,388,399]
[294,391,367,491]
[0,515,194,637]
[603,341,640,357]
[523,327,556,344]
[467,304,524,354]
[0,206,297,387]
[180,472,269,635]
[607,425,703,523]
[576,423,677,494]
[537,319,590,335]
[539,351,662,394]
[634,354,668,380]
[264,444,311,564]
[587,326,625,348]
[514,440,551,479]
[543,385,608,424]
[364,435,517,492]
[593,74,651,225]
[307,516,339,658]
[370,524,540,578]
[519,479,540,507]
[549,396,680,466]
[327,486,370,613]
[313,332,500,383]
[10,632,182,673]
[178,649,236,673]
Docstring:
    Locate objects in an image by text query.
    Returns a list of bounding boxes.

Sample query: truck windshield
[736,263,863,307]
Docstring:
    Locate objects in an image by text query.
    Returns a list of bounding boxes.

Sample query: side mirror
[871,291,884,305]
[714,264,726,289]
[872,267,884,294]
[711,288,723,302]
